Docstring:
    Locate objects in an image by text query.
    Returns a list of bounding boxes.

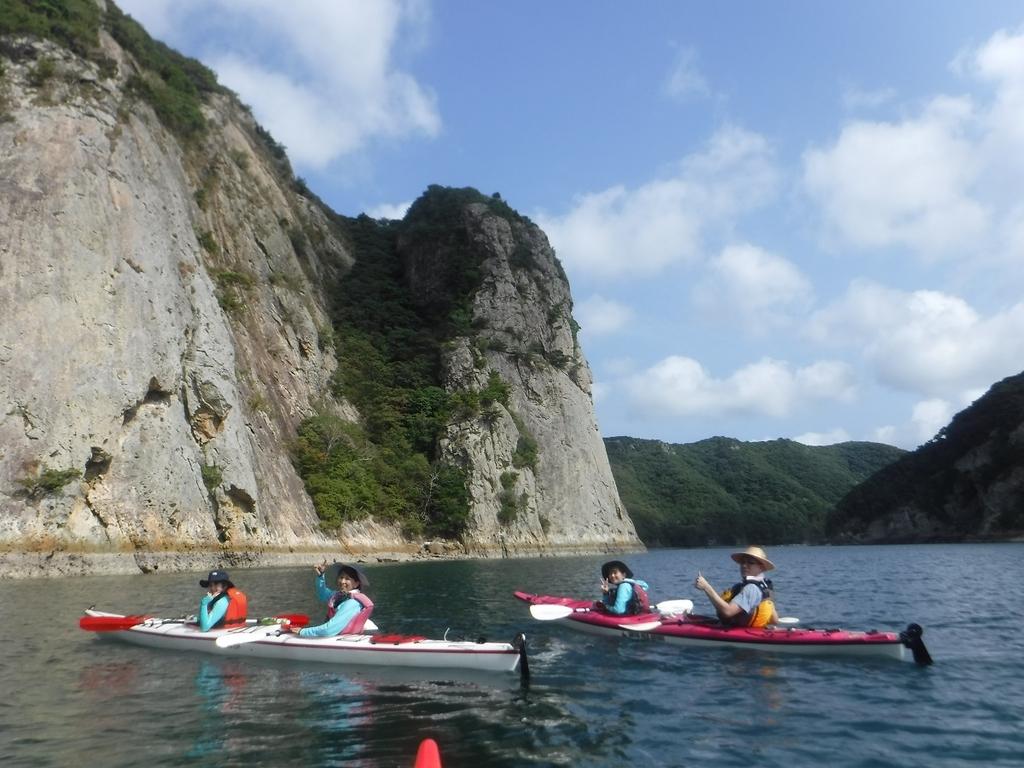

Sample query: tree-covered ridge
[826,371,1024,540]
[605,435,905,546]
[292,186,534,538]
[1,0,222,139]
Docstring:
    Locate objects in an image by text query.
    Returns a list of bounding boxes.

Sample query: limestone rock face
[0,36,364,572]
[404,202,641,554]
[0,32,640,576]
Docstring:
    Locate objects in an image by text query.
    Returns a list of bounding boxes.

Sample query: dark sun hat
[601,560,633,579]
[326,562,370,590]
[199,569,234,588]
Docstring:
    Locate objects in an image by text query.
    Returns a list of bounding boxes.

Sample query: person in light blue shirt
[196,570,248,631]
[598,560,651,615]
[297,561,374,637]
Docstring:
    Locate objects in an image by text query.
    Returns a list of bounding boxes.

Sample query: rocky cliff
[0,5,639,577]
[404,197,639,555]
[826,372,1024,543]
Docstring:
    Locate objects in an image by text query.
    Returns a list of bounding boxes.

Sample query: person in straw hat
[694,546,779,628]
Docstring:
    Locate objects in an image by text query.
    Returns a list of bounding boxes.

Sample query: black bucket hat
[199,569,235,588]
[601,560,633,579]
[326,562,370,590]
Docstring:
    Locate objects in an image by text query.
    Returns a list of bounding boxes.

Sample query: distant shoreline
[0,541,646,580]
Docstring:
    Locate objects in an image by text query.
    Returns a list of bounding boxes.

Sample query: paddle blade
[619,621,662,632]
[655,599,694,616]
[79,615,148,632]
[775,617,800,625]
[215,627,280,649]
[529,604,576,621]
[413,738,442,768]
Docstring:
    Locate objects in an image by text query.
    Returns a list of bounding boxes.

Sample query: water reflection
[188,661,248,759]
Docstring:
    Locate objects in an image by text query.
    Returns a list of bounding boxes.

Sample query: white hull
[86,611,522,673]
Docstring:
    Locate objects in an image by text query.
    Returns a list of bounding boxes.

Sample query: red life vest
[328,590,374,634]
[601,579,651,615]
[207,587,248,627]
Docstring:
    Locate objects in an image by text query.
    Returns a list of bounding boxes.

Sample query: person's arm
[315,574,334,603]
[297,599,360,638]
[198,594,228,632]
[695,573,743,622]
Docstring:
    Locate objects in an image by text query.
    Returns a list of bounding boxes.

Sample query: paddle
[619,621,663,632]
[655,599,694,616]
[529,604,584,621]
[79,615,149,632]
[80,613,310,633]
[215,625,288,648]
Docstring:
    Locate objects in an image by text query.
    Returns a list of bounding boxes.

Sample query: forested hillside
[605,436,904,546]
[826,371,1024,542]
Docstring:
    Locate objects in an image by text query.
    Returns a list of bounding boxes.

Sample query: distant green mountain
[826,371,1024,542]
[604,436,905,546]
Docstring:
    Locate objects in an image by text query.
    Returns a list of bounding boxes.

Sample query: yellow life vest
[721,580,775,628]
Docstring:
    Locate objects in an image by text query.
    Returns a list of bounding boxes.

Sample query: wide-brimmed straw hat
[730,546,775,572]
[601,560,634,579]
[326,562,370,590]
[199,569,235,588]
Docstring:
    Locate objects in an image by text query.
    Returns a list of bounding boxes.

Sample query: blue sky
[118,1,1024,449]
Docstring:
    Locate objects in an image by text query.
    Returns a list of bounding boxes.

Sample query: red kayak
[514,591,931,664]
[413,738,442,768]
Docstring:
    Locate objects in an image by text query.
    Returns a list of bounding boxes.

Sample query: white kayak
[83,610,527,675]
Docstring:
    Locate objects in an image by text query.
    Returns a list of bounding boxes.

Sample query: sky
[117,0,1024,450]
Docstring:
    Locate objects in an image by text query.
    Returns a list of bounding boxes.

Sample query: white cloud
[792,428,851,446]
[364,200,412,220]
[808,280,1024,399]
[591,381,610,403]
[693,243,813,331]
[118,0,440,170]
[967,27,1024,160]
[623,356,855,420]
[665,47,710,100]
[575,295,633,336]
[872,425,899,446]
[912,398,954,443]
[537,126,778,279]
[803,97,988,255]
[806,26,1024,263]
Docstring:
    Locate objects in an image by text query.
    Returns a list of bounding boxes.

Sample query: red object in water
[413,738,442,768]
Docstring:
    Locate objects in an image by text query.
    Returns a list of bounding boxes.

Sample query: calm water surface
[1,544,1022,767]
